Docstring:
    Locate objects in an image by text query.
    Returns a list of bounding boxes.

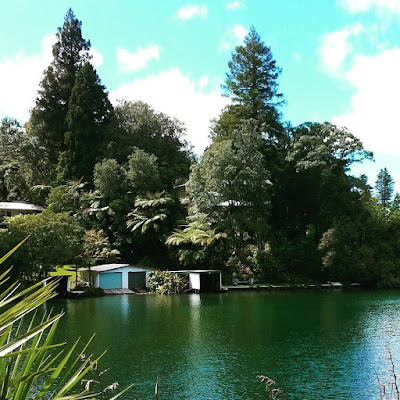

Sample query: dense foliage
[148,270,187,294]
[1,10,399,287]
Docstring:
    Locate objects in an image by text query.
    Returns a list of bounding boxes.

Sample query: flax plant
[0,239,133,399]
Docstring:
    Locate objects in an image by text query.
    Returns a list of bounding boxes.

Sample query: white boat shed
[82,264,154,290]
[172,270,222,293]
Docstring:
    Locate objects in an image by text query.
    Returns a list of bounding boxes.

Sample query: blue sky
[1,0,400,191]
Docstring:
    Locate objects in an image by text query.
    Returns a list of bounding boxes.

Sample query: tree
[127,191,175,236]
[112,101,192,188]
[30,9,91,172]
[286,123,372,231]
[287,122,372,173]
[0,118,48,202]
[166,213,227,267]
[221,26,284,139]
[375,167,394,206]
[82,229,119,266]
[273,122,373,278]
[188,121,271,254]
[126,191,182,268]
[391,192,400,211]
[126,147,162,194]
[59,62,113,182]
[214,27,288,249]
[45,184,79,214]
[3,210,83,281]
[94,159,125,200]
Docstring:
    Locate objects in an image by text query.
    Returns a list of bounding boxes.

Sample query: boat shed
[82,264,154,290]
[172,270,222,293]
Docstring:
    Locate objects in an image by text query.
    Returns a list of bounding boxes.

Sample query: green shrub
[148,270,187,294]
[82,286,105,296]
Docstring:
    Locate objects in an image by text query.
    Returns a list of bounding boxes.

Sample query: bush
[148,270,187,294]
[246,245,282,283]
[82,286,105,296]
[227,255,255,281]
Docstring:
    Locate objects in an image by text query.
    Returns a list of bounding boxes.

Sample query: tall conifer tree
[221,26,284,139]
[58,62,112,182]
[375,167,394,206]
[30,9,91,173]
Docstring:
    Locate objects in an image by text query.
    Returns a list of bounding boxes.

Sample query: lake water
[48,290,400,399]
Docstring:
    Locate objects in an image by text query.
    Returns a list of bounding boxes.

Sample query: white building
[0,201,43,217]
[172,270,222,293]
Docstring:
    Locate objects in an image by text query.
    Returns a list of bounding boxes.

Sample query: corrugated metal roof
[90,264,129,272]
[170,270,221,274]
[87,264,156,272]
[0,202,43,211]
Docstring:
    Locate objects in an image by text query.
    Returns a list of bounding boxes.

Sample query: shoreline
[223,282,361,291]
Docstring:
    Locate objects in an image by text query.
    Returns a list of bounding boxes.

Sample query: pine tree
[375,167,394,206]
[391,192,400,211]
[222,26,284,131]
[30,9,91,172]
[58,62,113,182]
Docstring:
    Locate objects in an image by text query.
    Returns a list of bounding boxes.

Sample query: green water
[48,290,400,399]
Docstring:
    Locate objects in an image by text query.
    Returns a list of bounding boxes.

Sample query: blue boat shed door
[99,272,122,289]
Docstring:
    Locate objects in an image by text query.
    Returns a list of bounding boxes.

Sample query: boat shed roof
[171,270,221,274]
[91,263,129,272]
[84,264,157,272]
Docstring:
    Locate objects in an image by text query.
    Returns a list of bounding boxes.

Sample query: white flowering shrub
[148,270,187,294]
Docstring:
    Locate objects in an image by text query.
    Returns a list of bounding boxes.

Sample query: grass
[49,265,80,290]
[49,265,75,276]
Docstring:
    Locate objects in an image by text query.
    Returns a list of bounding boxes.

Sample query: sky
[1,0,400,191]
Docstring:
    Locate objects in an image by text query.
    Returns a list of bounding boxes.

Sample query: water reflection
[48,290,400,399]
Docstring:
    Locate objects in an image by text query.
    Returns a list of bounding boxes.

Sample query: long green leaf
[53,334,95,394]
[0,313,63,357]
[0,343,65,359]
[108,383,134,400]
[0,236,29,265]
[54,351,107,397]
[33,339,81,400]
[54,392,102,400]
[0,368,56,389]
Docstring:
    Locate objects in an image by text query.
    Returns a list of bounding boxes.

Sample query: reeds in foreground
[376,347,400,400]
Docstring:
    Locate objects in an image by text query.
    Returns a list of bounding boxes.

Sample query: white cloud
[339,0,400,14]
[110,68,229,154]
[319,23,363,77]
[198,75,209,90]
[332,49,400,154]
[0,34,56,123]
[90,47,103,67]
[219,24,247,51]
[176,4,208,20]
[117,45,160,73]
[226,1,242,11]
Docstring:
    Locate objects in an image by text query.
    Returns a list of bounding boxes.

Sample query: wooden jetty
[103,288,136,295]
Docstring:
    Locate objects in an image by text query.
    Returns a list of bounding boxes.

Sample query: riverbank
[223,282,361,291]
[65,282,362,297]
